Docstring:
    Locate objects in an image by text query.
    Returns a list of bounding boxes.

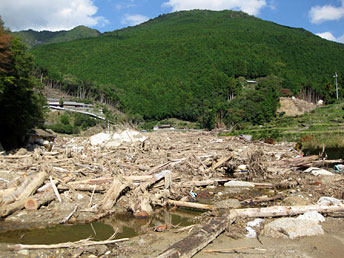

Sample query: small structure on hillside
[153,124,175,131]
[47,98,93,109]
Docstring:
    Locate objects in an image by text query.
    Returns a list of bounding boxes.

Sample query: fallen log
[49,176,61,202]
[1,190,55,217]
[0,171,47,205]
[205,247,266,254]
[241,194,282,204]
[0,155,31,159]
[230,203,344,218]
[180,178,231,187]
[157,216,231,258]
[100,177,128,211]
[7,234,128,250]
[65,175,153,188]
[167,200,216,211]
[58,184,106,192]
[207,154,232,171]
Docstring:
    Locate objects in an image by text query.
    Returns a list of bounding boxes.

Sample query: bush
[48,123,73,134]
[74,113,97,130]
[60,114,70,125]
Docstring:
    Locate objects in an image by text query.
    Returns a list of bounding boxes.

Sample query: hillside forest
[29,10,344,130]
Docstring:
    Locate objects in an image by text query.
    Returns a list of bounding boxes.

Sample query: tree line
[0,17,45,149]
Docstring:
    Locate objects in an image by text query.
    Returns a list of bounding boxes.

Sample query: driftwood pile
[0,130,343,256]
[0,131,303,221]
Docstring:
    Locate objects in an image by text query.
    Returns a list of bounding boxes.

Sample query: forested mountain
[30,10,344,128]
[12,26,100,48]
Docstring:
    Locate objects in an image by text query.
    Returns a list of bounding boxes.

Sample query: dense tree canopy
[0,17,45,149]
[28,10,344,128]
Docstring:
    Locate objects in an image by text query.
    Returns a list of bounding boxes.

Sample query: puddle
[0,222,114,245]
[0,209,198,245]
[0,186,276,245]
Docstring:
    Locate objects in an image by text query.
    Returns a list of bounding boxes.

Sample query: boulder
[282,195,312,206]
[262,217,324,239]
[215,199,241,209]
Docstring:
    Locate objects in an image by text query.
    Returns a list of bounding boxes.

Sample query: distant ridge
[12,26,100,48]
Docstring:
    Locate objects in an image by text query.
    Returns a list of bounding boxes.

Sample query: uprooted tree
[0,17,45,149]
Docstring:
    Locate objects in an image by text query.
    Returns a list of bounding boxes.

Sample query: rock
[215,199,241,209]
[95,245,108,256]
[18,249,29,256]
[239,134,252,141]
[297,211,325,223]
[282,195,312,206]
[0,142,4,152]
[317,196,343,206]
[224,181,255,188]
[262,217,324,239]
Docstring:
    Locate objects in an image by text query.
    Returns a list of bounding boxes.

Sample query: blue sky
[0,0,343,43]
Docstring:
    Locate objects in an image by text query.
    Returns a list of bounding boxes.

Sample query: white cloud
[0,0,109,31]
[115,1,136,10]
[338,34,344,43]
[317,32,337,41]
[121,14,149,26]
[317,31,344,44]
[162,0,268,15]
[309,0,344,24]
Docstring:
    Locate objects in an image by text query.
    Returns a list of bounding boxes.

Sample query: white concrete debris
[303,167,334,176]
[245,218,265,238]
[90,132,111,146]
[90,130,147,147]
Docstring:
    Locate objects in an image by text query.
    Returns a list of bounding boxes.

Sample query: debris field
[0,130,343,257]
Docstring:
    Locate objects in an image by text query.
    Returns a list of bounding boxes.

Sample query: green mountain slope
[30,10,344,124]
[12,26,100,48]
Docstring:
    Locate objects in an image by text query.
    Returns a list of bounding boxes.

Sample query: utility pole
[334,72,339,100]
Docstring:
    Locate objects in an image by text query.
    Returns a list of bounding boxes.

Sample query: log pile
[0,130,343,256]
[0,131,302,222]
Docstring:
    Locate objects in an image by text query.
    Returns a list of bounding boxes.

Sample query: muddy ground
[0,130,343,257]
